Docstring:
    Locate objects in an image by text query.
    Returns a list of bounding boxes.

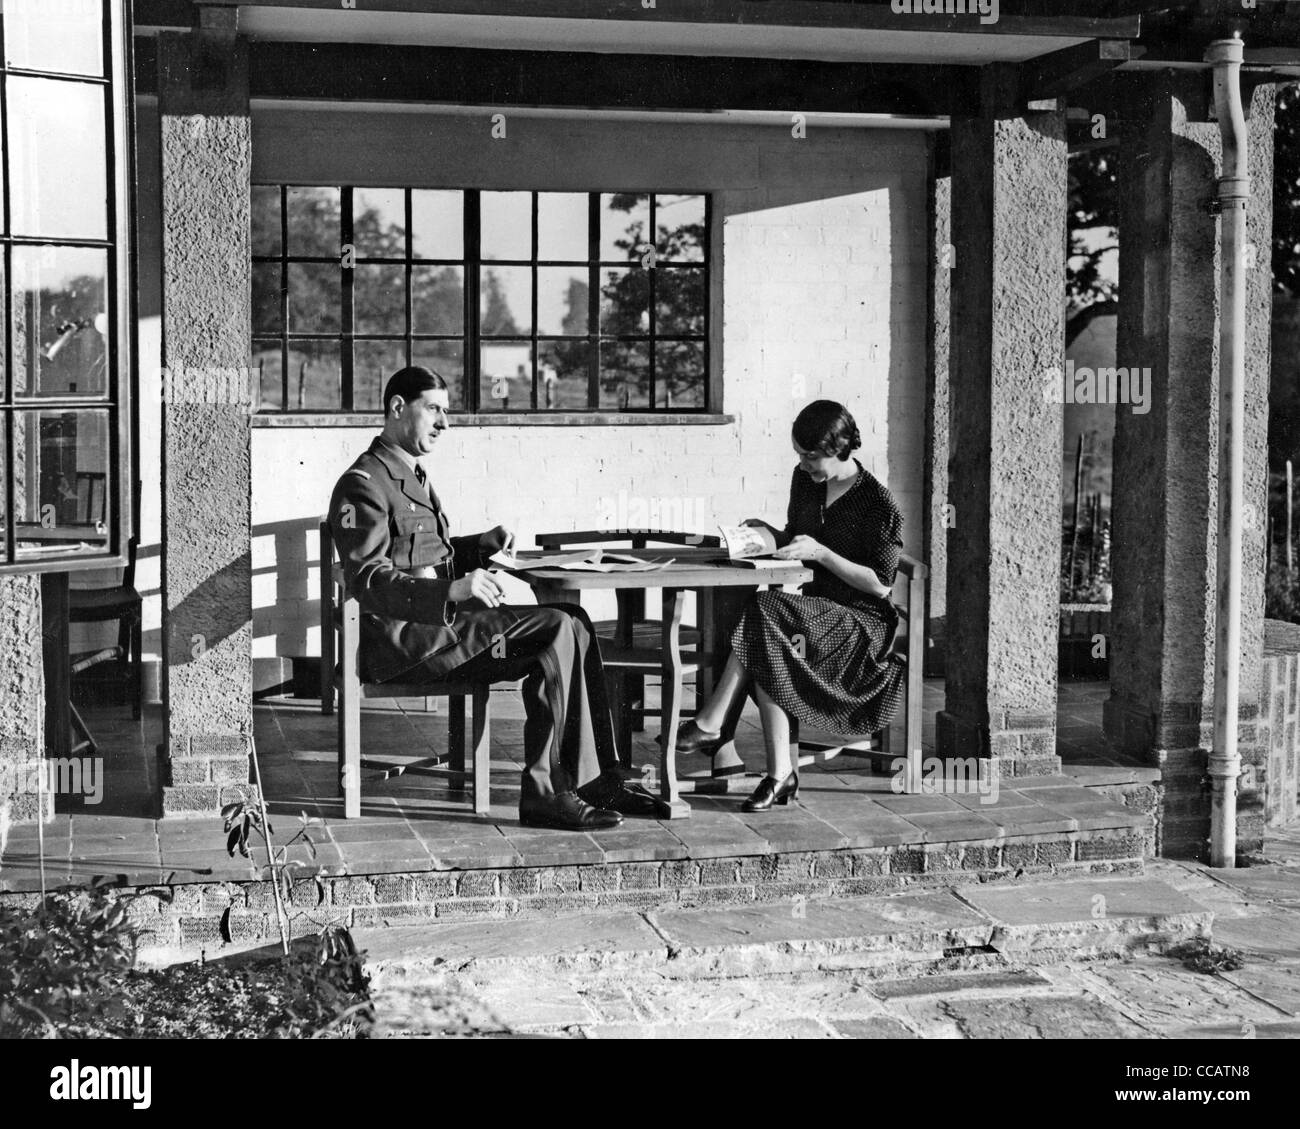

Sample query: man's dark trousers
[398,602,619,807]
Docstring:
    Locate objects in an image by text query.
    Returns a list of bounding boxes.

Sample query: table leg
[657,587,691,818]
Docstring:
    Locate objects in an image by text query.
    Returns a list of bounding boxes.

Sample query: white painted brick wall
[130,108,931,664]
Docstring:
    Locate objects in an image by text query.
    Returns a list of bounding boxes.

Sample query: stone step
[358,875,1213,986]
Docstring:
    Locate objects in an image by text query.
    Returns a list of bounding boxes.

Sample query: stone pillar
[936,70,1066,776]
[0,577,47,822]
[157,18,254,815]
[1104,78,1273,860]
[923,161,951,678]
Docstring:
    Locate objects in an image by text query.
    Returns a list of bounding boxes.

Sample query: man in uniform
[328,365,658,830]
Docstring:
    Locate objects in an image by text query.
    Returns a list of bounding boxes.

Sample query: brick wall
[1259,619,1300,828]
[131,105,932,666]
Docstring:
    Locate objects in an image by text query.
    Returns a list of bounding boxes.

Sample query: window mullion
[341,186,354,411]
[588,194,599,410]
[466,191,480,413]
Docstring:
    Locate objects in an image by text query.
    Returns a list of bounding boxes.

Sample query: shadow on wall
[253,516,324,657]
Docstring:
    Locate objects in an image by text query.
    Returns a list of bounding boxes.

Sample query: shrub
[0,881,137,1038]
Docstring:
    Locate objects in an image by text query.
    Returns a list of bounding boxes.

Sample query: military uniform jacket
[328,437,508,683]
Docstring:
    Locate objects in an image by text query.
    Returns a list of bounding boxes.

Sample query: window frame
[0,0,135,577]
[251,185,714,417]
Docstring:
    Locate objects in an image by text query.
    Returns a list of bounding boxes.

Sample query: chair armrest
[536,528,722,549]
[896,554,928,582]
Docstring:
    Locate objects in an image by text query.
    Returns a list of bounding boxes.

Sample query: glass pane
[600,193,649,262]
[252,340,283,412]
[538,267,588,336]
[286,186,340,258]
[252,263,283,333]
[656,340,705,409]
[480,266,531,336]
[354,188,406,258]
[538,341,591,411]
[481,191,531,261]
[600,341,649,410]
[4,0,104,77]
[411,341,465,412]
[353,340,407,413]
[251,186,282,256]
[480,344,531,412]
[655,194,706,262]
[12,245,109,398]
[412,190,463,259]
[7,76,107,239]
[287,263,340,333]
[599,267,649,335]
[656,267,706,335]
[412,265,464,334]
[354,264,406,335]
[286,341,341,411]
[14,409,111,560]
[0,423,7,561]
[538,193,588,261]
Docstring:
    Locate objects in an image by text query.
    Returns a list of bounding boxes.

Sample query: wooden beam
[169,0,1144,40]
[1019,39,1140,102]
[135,38,976,116]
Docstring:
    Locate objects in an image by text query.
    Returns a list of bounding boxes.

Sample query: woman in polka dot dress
[676,401,906,812]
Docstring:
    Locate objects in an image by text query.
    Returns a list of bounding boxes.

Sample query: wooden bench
[319,520,491,819]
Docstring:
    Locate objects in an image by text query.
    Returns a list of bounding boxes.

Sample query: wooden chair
[319,520,491,819]
[534,528,718,766]
[68,480,143,748]
[787,554,928,792]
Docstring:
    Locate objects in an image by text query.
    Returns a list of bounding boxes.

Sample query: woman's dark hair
[382,365,448,416]
[792,400,862,461]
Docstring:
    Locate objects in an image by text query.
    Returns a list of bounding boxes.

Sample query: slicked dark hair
[792,400,862,462]
[382,365,448,417]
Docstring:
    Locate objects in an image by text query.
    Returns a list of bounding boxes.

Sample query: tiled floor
[0,677,1153,892]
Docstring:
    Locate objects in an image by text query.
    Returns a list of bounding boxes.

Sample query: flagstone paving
[354,850,1300,1039]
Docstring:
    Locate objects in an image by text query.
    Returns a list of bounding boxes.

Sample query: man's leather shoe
[577,772,665,818]
[519,791,623,830]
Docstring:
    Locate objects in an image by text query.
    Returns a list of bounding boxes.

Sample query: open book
[717,525,791,569]
[489,548,675,573]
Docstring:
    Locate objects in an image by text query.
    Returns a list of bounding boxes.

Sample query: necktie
[414,464,426,488]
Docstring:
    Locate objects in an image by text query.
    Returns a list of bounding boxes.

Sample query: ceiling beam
[1019,38,1141,101]
[140,0,1144,40]
[135,37,978,115]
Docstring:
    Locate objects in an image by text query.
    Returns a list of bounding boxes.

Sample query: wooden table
[501,548,813,818]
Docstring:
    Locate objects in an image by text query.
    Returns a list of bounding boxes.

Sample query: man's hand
[742,518,778,537]
[482,524,516,558]
[450,569,506,608]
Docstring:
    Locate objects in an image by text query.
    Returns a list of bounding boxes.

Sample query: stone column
[935,71,1067,777]
[157,17,254,815]
[923,160,951,678]
[0,576,47,822]
[1104,78,1272,860]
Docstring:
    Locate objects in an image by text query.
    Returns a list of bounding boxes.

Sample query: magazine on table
[717,524,792,569]
[488,548,675,573]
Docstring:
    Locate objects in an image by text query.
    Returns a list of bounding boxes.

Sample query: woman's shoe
[674,718,726,756]
[741,772,800,812]
[673,720,747,778]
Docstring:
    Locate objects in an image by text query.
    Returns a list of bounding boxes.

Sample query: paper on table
[490,548,676,573]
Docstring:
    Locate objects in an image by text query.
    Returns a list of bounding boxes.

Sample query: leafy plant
[0,879,140,1038]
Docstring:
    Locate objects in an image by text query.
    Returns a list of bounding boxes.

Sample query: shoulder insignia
[346,469,372,479]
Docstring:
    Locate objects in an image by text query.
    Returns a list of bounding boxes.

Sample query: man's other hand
[450,568,506,608]
[483,524,516,557]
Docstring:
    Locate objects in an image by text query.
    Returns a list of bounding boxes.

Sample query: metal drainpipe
[1207,35,1250,869]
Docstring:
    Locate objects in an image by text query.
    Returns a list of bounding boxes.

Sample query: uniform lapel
[369,437,436,514]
